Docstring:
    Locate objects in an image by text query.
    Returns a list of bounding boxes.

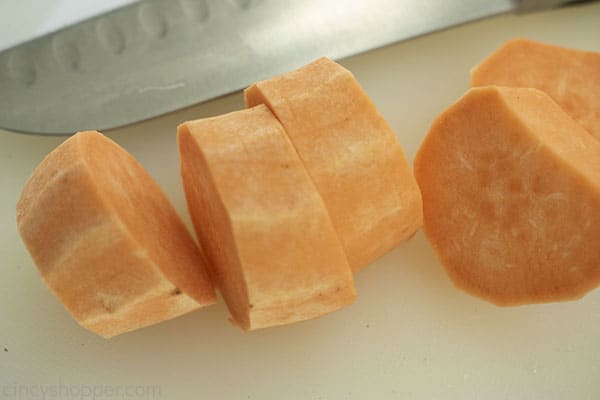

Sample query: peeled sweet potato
[471,38,600,140]
[17,131,216,338]
[245,57,423,271]
[178,105,356,330]
[414,86,600,305]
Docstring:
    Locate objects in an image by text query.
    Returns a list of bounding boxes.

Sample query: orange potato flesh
[414,86,600,306]
[16,131,216,338]
[471,38,600,140]
[245,58,423,271]
[178,105,356,330]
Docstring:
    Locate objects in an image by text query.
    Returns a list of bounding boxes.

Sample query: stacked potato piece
[16,131,217,338]
[470,38,600,140]
[17,58,422,337]
[245,59,423,271]
[178,105,356,331]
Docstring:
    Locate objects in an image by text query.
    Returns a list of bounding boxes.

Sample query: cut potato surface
[178,105,356,330]
[471,38,600,140]
[414,86,600,305]
[17,131,216,338]
[245,57,422,271]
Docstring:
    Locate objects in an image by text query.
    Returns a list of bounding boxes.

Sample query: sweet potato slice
[471,38,600,140]
[178,105,355,330]
[414,86,600,305]
[245,58,422,271]
[16,131,216,338]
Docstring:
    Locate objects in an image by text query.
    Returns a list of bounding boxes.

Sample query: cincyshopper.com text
[1,382,162,399]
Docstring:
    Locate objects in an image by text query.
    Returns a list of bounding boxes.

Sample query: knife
[0,0,587,135]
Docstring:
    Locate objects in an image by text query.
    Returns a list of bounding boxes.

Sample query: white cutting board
[1,3,599,399]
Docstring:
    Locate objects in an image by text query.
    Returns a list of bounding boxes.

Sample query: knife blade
[0,0,583,135]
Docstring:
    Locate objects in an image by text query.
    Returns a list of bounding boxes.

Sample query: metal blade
[0,0,570,135]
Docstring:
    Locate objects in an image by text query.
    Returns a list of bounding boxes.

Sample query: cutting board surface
[1,3,599,399]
